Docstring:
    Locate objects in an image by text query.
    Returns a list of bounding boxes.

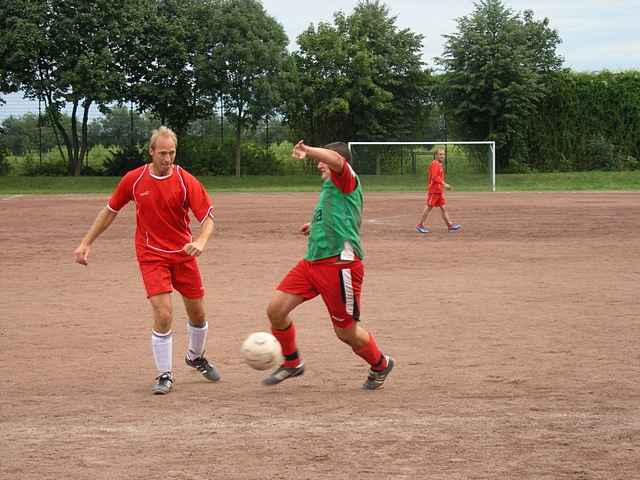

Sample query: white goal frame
[348,141,496,192]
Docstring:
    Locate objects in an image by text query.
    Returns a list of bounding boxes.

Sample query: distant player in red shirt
[74,127,220,395]
[416,148,461,233]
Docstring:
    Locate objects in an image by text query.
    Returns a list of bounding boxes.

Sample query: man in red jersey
[74,126,220,395]
[416,148,461,233]
[262,140,394,390]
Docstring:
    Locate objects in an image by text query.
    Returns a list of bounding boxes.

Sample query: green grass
[1,170,639,195]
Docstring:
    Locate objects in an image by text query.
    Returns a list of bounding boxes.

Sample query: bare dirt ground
[1,190,639,480]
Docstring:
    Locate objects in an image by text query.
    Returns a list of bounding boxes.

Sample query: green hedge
[524,70,640,172]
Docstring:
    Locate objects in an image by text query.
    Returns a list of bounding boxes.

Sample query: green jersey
[305,167,364,261]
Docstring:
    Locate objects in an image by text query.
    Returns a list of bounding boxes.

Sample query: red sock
[272,323,301,368]
[353,333,387,371]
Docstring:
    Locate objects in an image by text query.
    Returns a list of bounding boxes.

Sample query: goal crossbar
[348,141,496,191]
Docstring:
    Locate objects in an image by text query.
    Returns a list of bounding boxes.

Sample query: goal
[347,141,496,191]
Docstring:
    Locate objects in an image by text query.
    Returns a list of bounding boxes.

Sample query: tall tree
[127,0,214,149]
[0,0,147,175]
[200,0,289,176]
[286,0,431,145]
[437,0,562,170]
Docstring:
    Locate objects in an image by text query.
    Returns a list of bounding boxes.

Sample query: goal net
[347,141,496,191]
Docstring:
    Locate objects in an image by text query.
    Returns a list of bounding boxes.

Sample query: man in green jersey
[263,140,394,390]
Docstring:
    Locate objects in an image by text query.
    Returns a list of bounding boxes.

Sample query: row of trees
[1,0,290,175]
[2,0,637,176]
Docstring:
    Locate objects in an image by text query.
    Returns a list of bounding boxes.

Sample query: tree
[437,0,562,171]
[0,0,149,175]
[127,0,214,150]
[200,0,289,176]
[1,113,58,156]
[286,0,431,145]
[88,107,157,149]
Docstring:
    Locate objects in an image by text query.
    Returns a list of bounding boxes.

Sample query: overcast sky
[2,0,638,120]
[261,0,640,71]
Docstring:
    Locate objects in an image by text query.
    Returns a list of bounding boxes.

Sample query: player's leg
[440,205,461,231]
[173,259,220,382]
[263,290,307,385]
[263,260,314,385]
[333,323,394,390]
[416,200,432,233]
[320,260,394,389]
[140,260,178,393]
[149,292,175,394]
[182,295,221,382]
[440,205,452,226]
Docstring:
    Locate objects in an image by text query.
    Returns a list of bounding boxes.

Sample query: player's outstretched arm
[292,140,344,172]
[183,216,214,257]
[74,207,118,266]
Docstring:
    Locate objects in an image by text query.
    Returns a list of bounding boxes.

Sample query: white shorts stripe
[341,269,354,316]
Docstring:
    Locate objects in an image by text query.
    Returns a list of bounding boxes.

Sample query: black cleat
[152,371,174,395]
[185,355,221,382]
[363,355,395,390]
[262,362,305,386]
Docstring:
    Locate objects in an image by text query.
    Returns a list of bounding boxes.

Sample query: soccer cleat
[185,355,221,382]
[415,224,430,234]
[262,362,305,386]
[152,371,174,395]
[363,355,395,390]
[448,223,462,232]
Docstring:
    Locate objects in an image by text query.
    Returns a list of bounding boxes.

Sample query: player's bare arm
[74,207,118,266]
[292,140,344,172]
[183,216,214,257]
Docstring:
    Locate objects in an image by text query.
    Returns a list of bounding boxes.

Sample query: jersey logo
[139,191,150,197]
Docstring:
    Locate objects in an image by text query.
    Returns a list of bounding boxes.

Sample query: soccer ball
[240,332,283,371]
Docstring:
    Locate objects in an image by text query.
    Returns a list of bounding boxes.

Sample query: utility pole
[219,97,224,145]
[38,98,43,165]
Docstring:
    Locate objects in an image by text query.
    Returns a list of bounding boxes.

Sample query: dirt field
[1,191,639,480]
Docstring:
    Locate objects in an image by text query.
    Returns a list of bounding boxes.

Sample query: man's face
[317,161,331,180]
[435,149,445,163]
[149,136,176,176]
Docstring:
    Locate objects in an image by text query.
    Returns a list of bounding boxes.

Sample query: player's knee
[154,316,172,333]
[333,325,357,346]
[151,306,172,328]
[266,303,287,327]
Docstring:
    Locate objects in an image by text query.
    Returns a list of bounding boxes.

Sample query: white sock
[151,330,173,375]
[186,321,208,361]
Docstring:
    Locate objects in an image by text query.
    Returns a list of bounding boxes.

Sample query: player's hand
[292,140,307,160]
[300,222,311,235]
[183,241,204,257]
[445,183,452,190]
[74,244,90,266]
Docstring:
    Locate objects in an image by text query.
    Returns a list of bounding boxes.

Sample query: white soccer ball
[240,332,283,371]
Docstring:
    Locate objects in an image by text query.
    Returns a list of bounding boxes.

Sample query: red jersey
[107,164,214,261]
[428,160,445,194]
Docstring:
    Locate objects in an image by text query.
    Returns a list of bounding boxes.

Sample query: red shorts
[277,257,363,328]
[427,192,446,207]
[138,257,204,299]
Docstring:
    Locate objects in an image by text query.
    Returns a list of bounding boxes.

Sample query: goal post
[348,141,496,192]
